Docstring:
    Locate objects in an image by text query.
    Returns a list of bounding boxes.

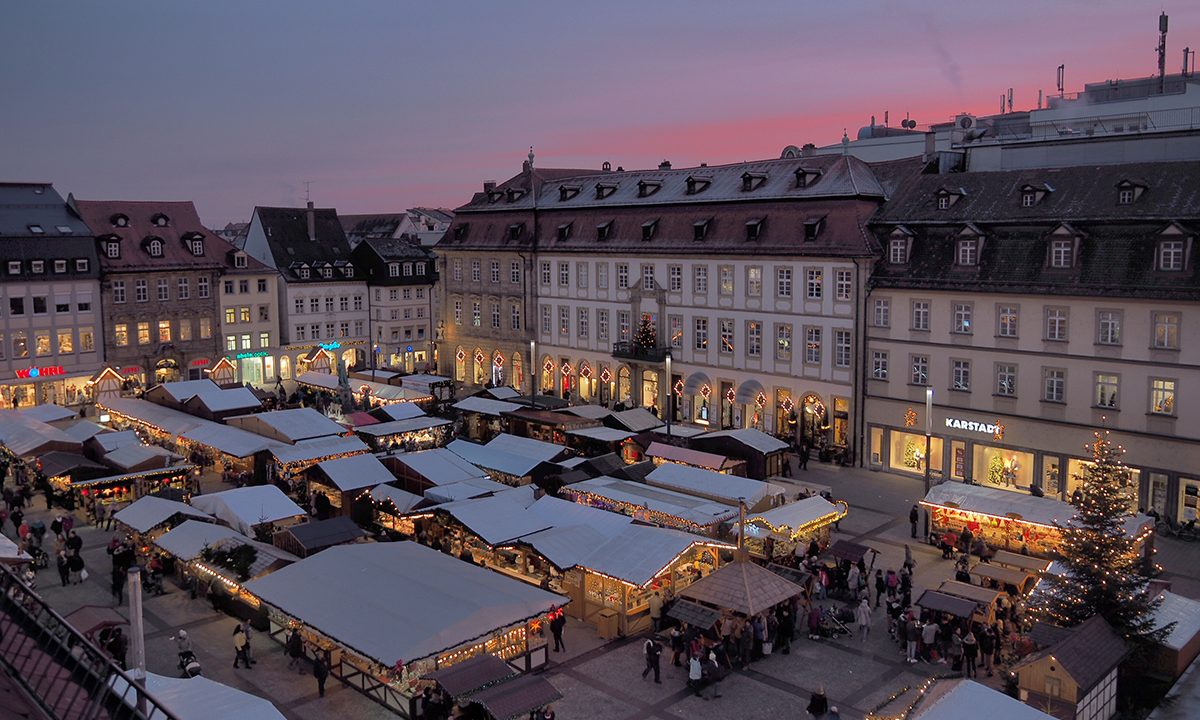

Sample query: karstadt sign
[945,417,1001,435]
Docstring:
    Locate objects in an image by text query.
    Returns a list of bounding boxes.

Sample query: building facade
[75,200,223,386]
[242,203,369,384]
[217,243,282,387]
[864,161,1200,523]
[350,236,438,372]
[0,183,103,407]
[440,155,905,457]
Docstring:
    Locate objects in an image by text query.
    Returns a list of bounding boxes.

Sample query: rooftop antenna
[1185,47,1196,77]
[884,110,890,128]
[1007,88,1013,113]
[1158,12,1169,94]
[1000,94,1006,114]
[1037,89,1044,109]
[1057,64,1065,97]
[303,180,312,204]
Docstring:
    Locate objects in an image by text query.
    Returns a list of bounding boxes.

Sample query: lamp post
[528,339,537,408]
[664,351,672,439]
[924,387,934,494]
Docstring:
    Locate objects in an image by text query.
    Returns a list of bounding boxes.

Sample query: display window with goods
[972,445,1033,492]
[887,430,943,476]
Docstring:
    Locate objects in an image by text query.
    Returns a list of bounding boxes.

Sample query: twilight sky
[4,1,1198,225]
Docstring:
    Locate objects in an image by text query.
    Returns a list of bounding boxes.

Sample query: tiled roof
[339,213,406,241]
[252,206,358,281]
[361,235,435,261]
[74,200,225,271]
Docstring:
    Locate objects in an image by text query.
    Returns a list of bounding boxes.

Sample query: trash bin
[596,608,619,640]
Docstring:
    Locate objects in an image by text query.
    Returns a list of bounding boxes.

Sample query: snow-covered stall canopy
[225,408,345,444]
[153,520,247,561]
[562,475,739,533]
[741,495,847,541]
[110,672,286,720]
[189,485,306,535]
[910,679,1054,720]
[645,463,784,510]
[453,396,522,418]
[114,496,213,534]
[270,435,368,466]
[314,453,396,492]
[18,403,76,423]
[0,410,80,456]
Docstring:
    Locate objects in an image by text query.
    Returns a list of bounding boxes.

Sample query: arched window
[278,355,291,380]
[618,366,631,404]
[473,348,486,384]
[540,355,555,394]
[454,346,466,382]
[511,353,523,390]
[148,239,163,257]
[491,350,505,386]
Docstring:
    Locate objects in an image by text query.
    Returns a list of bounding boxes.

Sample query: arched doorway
[559,359,574,400]
[155,358,180,384]
[491,351,505,386]
[540,355,555,394]
[279,355,291,381]
[454,346,466,382]
[341,348,358,371]
[617,366,632,406]
[472,348,486,385]
[578,361,594,401]
[800,393,827,450]
[736,380,766,430]
[510,352,523,391]
[640,370,659,411]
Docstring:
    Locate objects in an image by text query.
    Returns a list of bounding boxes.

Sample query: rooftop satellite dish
[780,145,801,159]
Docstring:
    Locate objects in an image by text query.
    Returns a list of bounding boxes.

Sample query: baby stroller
[26,545,49,571]
[818,606,852,638]
[178,650,202,678]
[28,520,46,547]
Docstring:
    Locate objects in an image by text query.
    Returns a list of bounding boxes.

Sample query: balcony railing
[0,563,181,720]
[611,341,670,362]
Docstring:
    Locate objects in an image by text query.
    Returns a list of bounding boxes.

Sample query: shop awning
[970,563,1034,590]
[734,379,765,405]
[427,653,516,696]
[916,590,979,618]
[667,598,724,630]
[683,371,711,395]
[466,673,562,720]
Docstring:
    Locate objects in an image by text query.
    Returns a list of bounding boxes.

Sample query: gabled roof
[74,200,225,271]
[281,517,366,551]
[607,408,663,433]
[680,560,804,616]
[251,206,357,280]
[1153,590,1200,652]
[387,447,490,485]
[114,496,213,534]
[1014,615,1128,691]
[18,404,76,423]
[693,428,789,454]
[315,453,396,492]
[645,463,778,507]
[189,486,305,535]
[225,408,345,443]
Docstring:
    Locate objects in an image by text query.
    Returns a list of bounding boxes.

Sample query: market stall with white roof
[561,475,739,536]
[645,462,786,512]
[738,494,848,559]
[113,495,214,539]
[189,485,306,536]
[354,415,452,452]
[309,453,397,516]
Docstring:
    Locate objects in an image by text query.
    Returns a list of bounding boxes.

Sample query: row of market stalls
[296,370,433,408]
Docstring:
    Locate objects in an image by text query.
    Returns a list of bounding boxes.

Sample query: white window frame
[872,351,888,380]
[1043,368,1066,403]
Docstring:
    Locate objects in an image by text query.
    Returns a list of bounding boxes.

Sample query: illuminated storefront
[0,366,95,408]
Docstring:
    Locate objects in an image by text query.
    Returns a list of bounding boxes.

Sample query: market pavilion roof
[679,560,804,617]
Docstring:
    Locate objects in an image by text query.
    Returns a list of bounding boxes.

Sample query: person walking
[233,625,251,669]
[903,543,915,573]
[854,599,872,643]
[648,590,663,633]
[641,636,662,683]
[313,653,329,697]
[56,551,70,587]
[241,620,256,665]
[549,611,566,653]
[65,530,82,556]
[807,686,829,719]
[798,443,809,471]
[979,625,996,677]
[909,505,919,538]
[963,628,979,678]
[287,629,305,673]
[67,552,85,585]
[669,625,684,666]
[873,570,886,608]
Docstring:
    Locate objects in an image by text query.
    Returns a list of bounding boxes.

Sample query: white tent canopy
[316,453,397,492]
[243,542,567,667]
[110,671,285,720]
[646,463,780,507]
[114,496,213,533]
[189,486,306,535]
[153,520,248,561]
[912,679,1053,720]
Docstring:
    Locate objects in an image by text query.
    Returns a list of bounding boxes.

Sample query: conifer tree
[632,313,657,350]
[1031,429,1170,648]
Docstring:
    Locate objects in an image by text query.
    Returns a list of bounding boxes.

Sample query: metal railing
[611,341,669,362]
[0,563,181,720]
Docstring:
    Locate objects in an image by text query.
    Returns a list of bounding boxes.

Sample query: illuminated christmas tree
[632,313,657,350]
[902,439,921,468]
[1031,429,1170,649]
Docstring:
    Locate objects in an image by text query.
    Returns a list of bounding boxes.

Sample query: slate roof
[1016,615,1128,691]
[74,200,225,272]
[870,161,1200,299]
[251,206,358,282]
[339,213,407,242]
[0,184,100,276]
[360,235,434,261]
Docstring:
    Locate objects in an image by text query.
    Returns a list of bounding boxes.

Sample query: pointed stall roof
[189,486,305,535]
[114,496,213,534]
[315,453,396,492]
[679,561,804,617]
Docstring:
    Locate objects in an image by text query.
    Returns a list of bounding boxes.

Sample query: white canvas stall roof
[401,373,452,385]
[206,535,298,578]
[1153,591,1200,651]
[923,482,1152,537]
[295,371,339,391]
[912,679,1054,720]
[100,398,204,435]
[447,440,546,478]
[154,379,223,403]
[453,396,522,417]
[424,478,510,503]
[645,442,728,471]
[316,454,396,492]
[567,427,636,443]
[110,671,286,720]
[370,484,423,513]
[426,488,544,545]
[646,463,777,507]
[377,403,426,421]
[154,520,247,561]
[18,404,75,423]
[483,386,521,400]
[189,486,306,535]
[392,448,490,485]
[61,420,107,442]
[744,495,841,534]
[556,405,613,420]
[114,496,212,533]
[361,384,430,402]
[226,408,345,443]
[180,423,280,459]
[0,412,80,456]
[578,525,731,588]
[243,542,567,667]
[485,434,569,462]
[270,435,368,465]
[356,416,451,438]
[608,408,664,432]
[514,525,611,570]
[188,386,262,413]
[649,424,708,438]
[567,476,739,527]
[103,444,182,471]
[91,430,141,452]
[700,428,789,454]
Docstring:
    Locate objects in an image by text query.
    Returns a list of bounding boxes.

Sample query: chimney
[923,132,936,164]
[306,200,316,242]
[659,160,672,171]
[483,181,496,193]
[801,143,816,157]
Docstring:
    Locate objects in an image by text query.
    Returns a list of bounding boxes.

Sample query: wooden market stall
[738,495,849,560]
[645,441,744,475]
[353,416,452,453]
[58,465,197,510]
[272,517,367,558]
[689,428,790,480]
[989,549,1052,574]
[376,448,493,497]
[678,559,805,620]
[243,542,566,717]
[451,397,521,442]
[561,475,739,536]
[189,485,306,537]
[921,482,1155,563]
[969,562,1038,596]
[268,435,369,492]
[645,462,785,513]
[113,495,215,544]
[308,454,398,517]
[563,426,637,461]
[936,580,1004,625]
[445,437,567,489]
[296,370,433,410]
[503,407,600,445]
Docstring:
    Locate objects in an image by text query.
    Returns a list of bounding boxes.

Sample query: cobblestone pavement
[7,457,1199,720]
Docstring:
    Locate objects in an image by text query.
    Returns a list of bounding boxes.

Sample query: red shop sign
[15,365,65,379]
[190,358,211,367]
[121,366,143,375]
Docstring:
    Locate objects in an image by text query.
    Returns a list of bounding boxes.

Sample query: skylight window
[28,225,44,234]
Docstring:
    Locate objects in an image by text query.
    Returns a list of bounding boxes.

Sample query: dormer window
[804,216,824,242]
[505,188,525,203]
[888,237,908,264]
[685,176,712,195]
[190,238,204,256]
[642,219,658,241]
[453,224,469,241]
[151,213,169,227]
[234,253,248,268]
[485,189,503,203]
[956,239,978,266]
[746,219,764,241]
[342,267,354,278]
[27,224,44,235]
[556,222,572,242]
[937,195,950,210]
[794,167,822,188]
[1019,183,1053,208]
[693,218,711,242]
[508,223,524,241]
[1021,191,1037,207]
[111,214,129,228]
[558,185,581,202]
[935,188,964,210]
[30,260,44,274]
[148,239,163,257]
[298,267,310,280]
[596,220,613,242]
[1118,188,1134,204]
[388,262,400,277]
[105,241,120,259]
[741,172,767,192]
[53,260,67,273]
[1049,239,1075,268]
[1116,180,1146,205]
[595,183,618,200]
[321,267,333,279]
[1158,239,1185,271]
[637,180,661,198]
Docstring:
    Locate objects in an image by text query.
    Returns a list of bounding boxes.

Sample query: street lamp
[528,339,537,408]
[924,387,934,494]
[664,351,672,439]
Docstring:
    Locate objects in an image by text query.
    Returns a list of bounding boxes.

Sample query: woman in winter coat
[854,599,872,642]
[67,552,85,585]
